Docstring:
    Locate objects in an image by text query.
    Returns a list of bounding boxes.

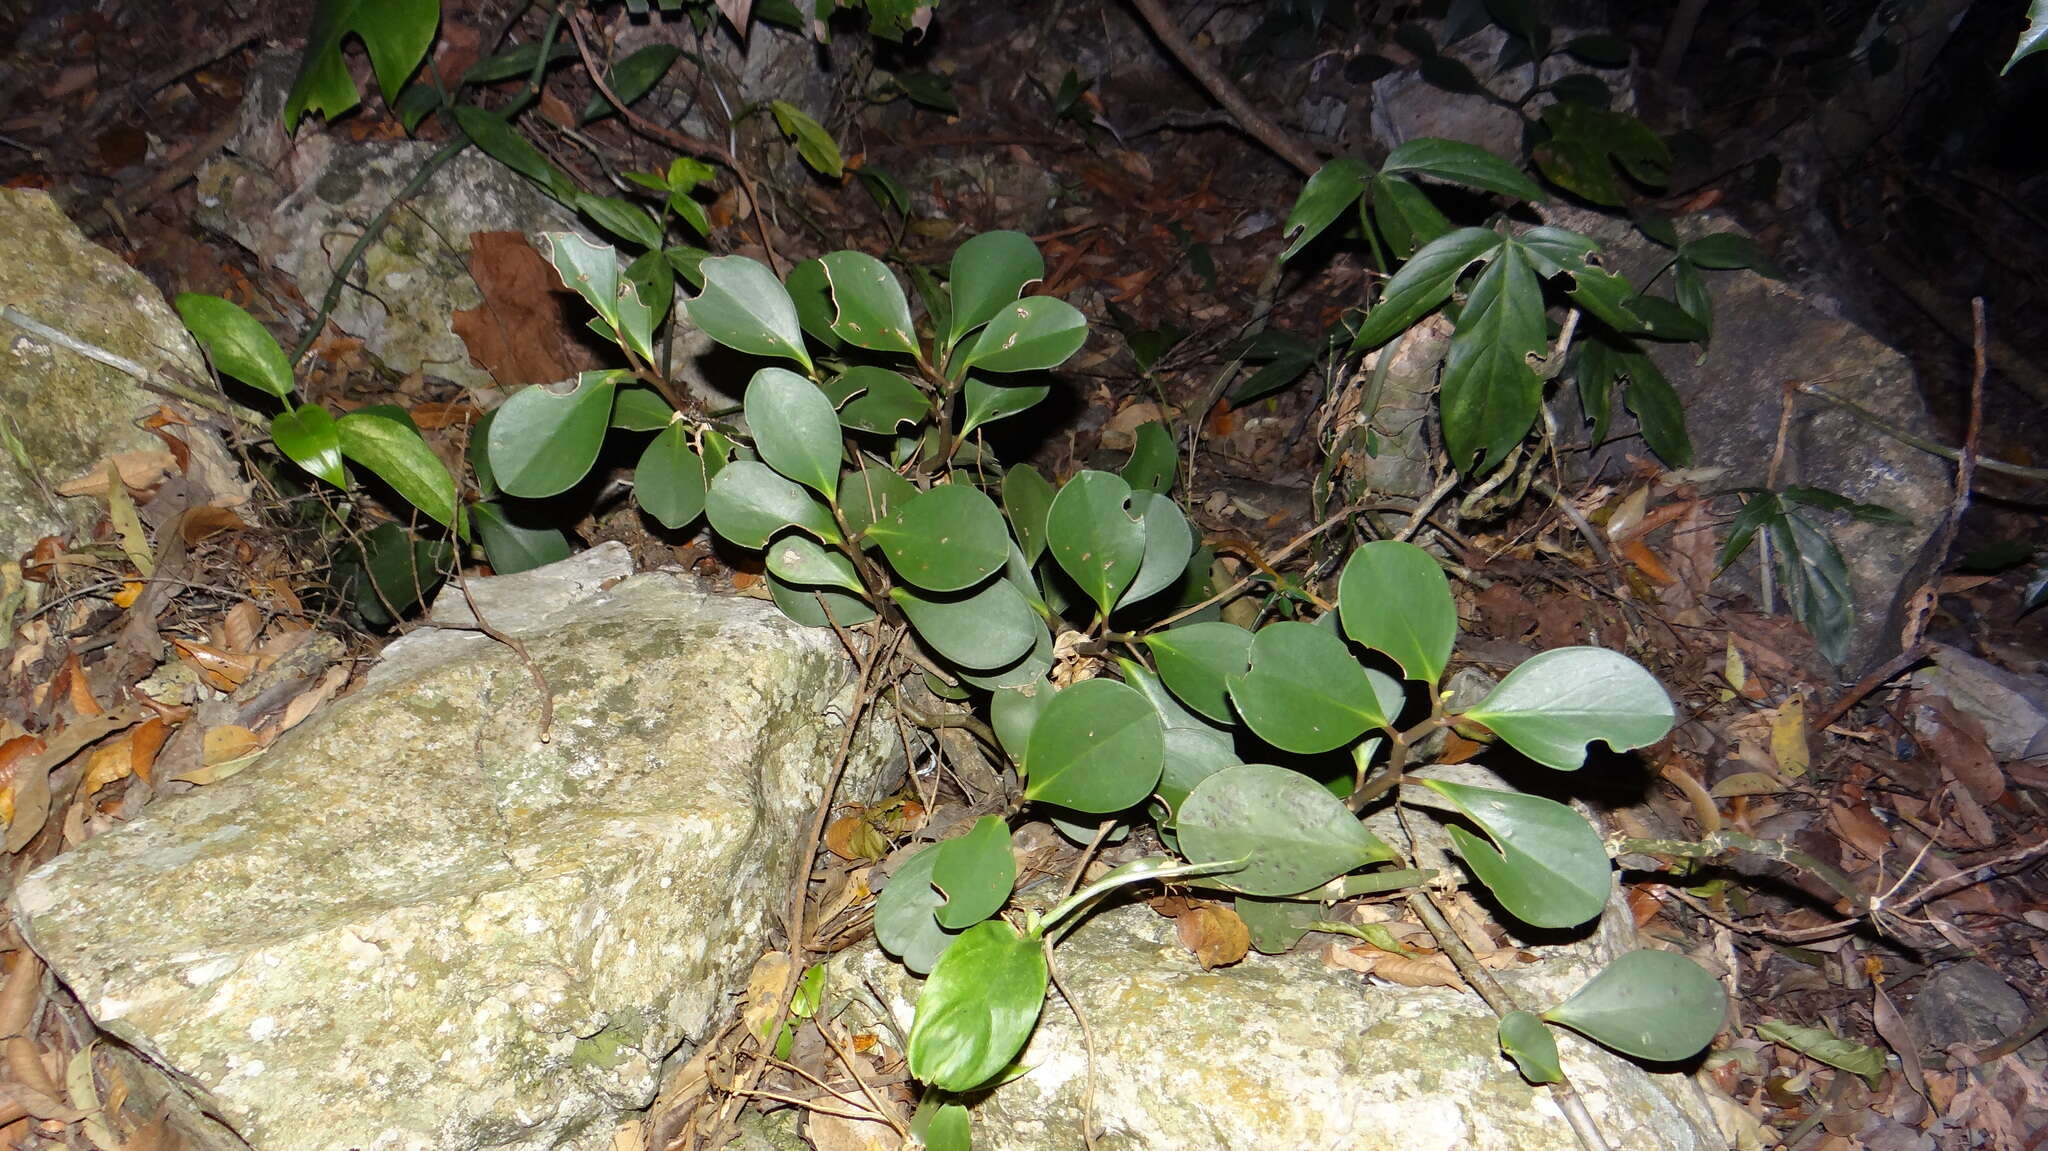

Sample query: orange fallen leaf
[824,815,887,861]
[1171,903,1249,970]
[200,724,262,765]
[221,601,261,653]
[111,580,144,608]
[172,639,267,693]
[179,506,248,545]
[55,451,176,497]
[1618,537,1674,584]
[129,716,169,784]
[80,737,132,800]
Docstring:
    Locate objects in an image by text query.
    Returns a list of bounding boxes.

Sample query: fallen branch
[1124,0,1323,176]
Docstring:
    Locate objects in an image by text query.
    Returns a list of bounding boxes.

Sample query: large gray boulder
[16,546,899,1151]
[0,188,244,560]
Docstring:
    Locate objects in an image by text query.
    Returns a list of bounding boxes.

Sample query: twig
[1047,948,1102,1151]
[1807,641,1933,735]
[1791,382,2048,483]
[0,307,263,430]
[450,569,555,743]
[1123,0,1323,176]
[1396,472,1460,543]
[1149,502,1363,629]
[1908,298,1986,651]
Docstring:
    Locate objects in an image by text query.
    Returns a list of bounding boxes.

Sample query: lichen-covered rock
[16,548,899,1151]
[835,896,1722,1151]
[0,188,244,559]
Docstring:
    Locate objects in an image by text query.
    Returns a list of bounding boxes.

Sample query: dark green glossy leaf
[1178,764,1397,896]
[1562,33,1630,66]
[858,166,913,217]
[683,255,812,370]
[766,533,863,593]
[611,386,675,431]
[745,367,843,497]
[991,679,1054,766]
[820,250,918,355]
[336,409,457,526]
[487,373,617,498]
[1463,646,1675,769]
[471,500,572,574]
[1778,486,1909,523]
[1046,470,1146,619]
[960,378,1050,437]
[1022,678,1165,813]
[932,815,1017,930]
[1236,895,1325,954]
[1228,621,1404,754]
[270,405,344,487]
[948,230,1045,347]
[784,258,844,350]
[821,366,927,433]
[1440,242,1545,473]
[349,521,448,624]
[284,0,438,128]
[540,232,622,329]
[963,297,1087,373]
[1145,621,1252,724]
[1418,53,1485,94]
[174,294,293,399]
[874,843,961,975]
[1121,421,1177,494]
[1279,156,1373,261]
[1418,779,1611,928]
[959,613,1055,692]
[1368,174,1452,260]
[837,463,918,535]
[1338,540,1457,684]
[768,574,876,628]
[1534,101,1670,206]
[865,483,1009,593]
[1545,951,1728,1062]
[705,460,840,548]
[1382,137,1545,201]
[1625,293,1710,343]
[453,105,573,200]
[1002,464,1057,566]
[1498,1011,1563,1083]
[908,920,1048,1092]
[458,40,574,85]
[1621,352,1693,467]
[1116,491,1194,611]
[893,579,1040,670]
[634,423,707,529]
[1351,227,1501,351]
[580,43,680,123]
[575,193,663,250]
[1682,232,1767,271]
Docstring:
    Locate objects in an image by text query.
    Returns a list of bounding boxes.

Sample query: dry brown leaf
[179,505,248,545]
[1828,802,1896,865]
[129,715,170,784]
[172,639,265,693]
[275,667,348,737]
[1371,951,1464,988]
[0,734,47,826]
[1172,903,1250,969]
[55,451,176,497]
[824,815,886,861]
[1909,697,2004,805]
[56,651,103,717]
[807,1108,902,1151]
[1619,537,1674,584]
[1097,402,1173,450]
[741,951,793,1042]
[79,737,133,800]
[450,233,603,387]
[200,724,262,767]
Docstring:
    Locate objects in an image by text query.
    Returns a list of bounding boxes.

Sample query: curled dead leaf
[741,951,794,1042]
[179,506,248,545]
[1172,903,1250,969]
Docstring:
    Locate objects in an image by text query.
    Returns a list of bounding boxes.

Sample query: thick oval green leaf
[1417,778,1611,929]
[270,405,344,487]
[336,409,456,527]
[932,816,1017,930]
[865,483,1008,592]
[1156,726,1240,826]
[471,500,572,574]
[1046,470,1146,619]
[487,373,616,498]
[1338,540,1457,684]
[768,574,876,628]
[540,232,622,328]
[819,251,917,355]
[1022,678,1164,814]
[766,533,863,593]
[1178,764,1396,896]
[959,377,1051,438]
[963,296,1087,374]
[1351,227,1502,351]
[174,294,293,399]
[1116,491,1194,611]
[959,619,1055,692]
[1279,156,1373,261]
[744,367,843,497]
[1382,137,1546,201]
[914,1101,973,1151]
[1498,1011,1563,1083]
[783,258,843,350]
[1463,646,1675,770]
[874,842,960,975]
[611,386,674,431]
[683,255,812,370]
[948,230,1045,347]
[1001,464,1057,566]
[820,366,927,434]
[770,99,844,178]
[1228,622,1403,754]
[348,521,448,625]
[705,460,840,549]
[837,463,919,535]
[991,679,1054,766]
[1145,621,1252,724]
[634,424,707,529]
[1121,421,1177,494]
[893,579,1039,670]
[1543,950,1728,1062]
[908,919,1048,1092]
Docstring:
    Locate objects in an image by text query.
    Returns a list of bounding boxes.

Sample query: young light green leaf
[579,43,681,123]
[1417,778,1611,929]
[683,255,812,370]
[874,843,961,975]
[818,251,917,354]
[865,483,1009,593]
[912,1100,973,1151]
[1047,470,1147,619]
[575,194,663,250]
[1002,464,1057,566]
[1440,241,1545,474]
[336,409,456,527]
[908,919,1048,1092]
[1351,227,1502,351]
[837,463,919,536]
[1754,1019,1886,1089]
[959,378,1051,438]
[893,579,1040,670]
[744,367,843,497]
[1178,764,1397,896]
[932,816,1018,930]
[487,373,617,498]
[1544,951,1728,1062]
[1498,1011,1564,1083]
[284,0,439,129]
[1116,492,1194,611]
[1338,540,1457,684]
[1382,137,1545,201]
[770,99,844,178]
[767,533,863,593]
[820,366,927,433]
[1462,646,1675,769]
[269,405,344,487]
[1228,622,1403,755]
[706,460,840,548]
[963,297,1087,374]
[1279,156,1374,261]
[634,424,707,529]
[1022,678,1165,813]
[1145,621,1252,725]
[1120,421,1176,494]
[471,501,573,574]
[948,230,1045,347]
[541,232,623,329]
[174,294,294,399]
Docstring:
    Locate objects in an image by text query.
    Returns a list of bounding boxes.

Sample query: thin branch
[1123,0,1323,176]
